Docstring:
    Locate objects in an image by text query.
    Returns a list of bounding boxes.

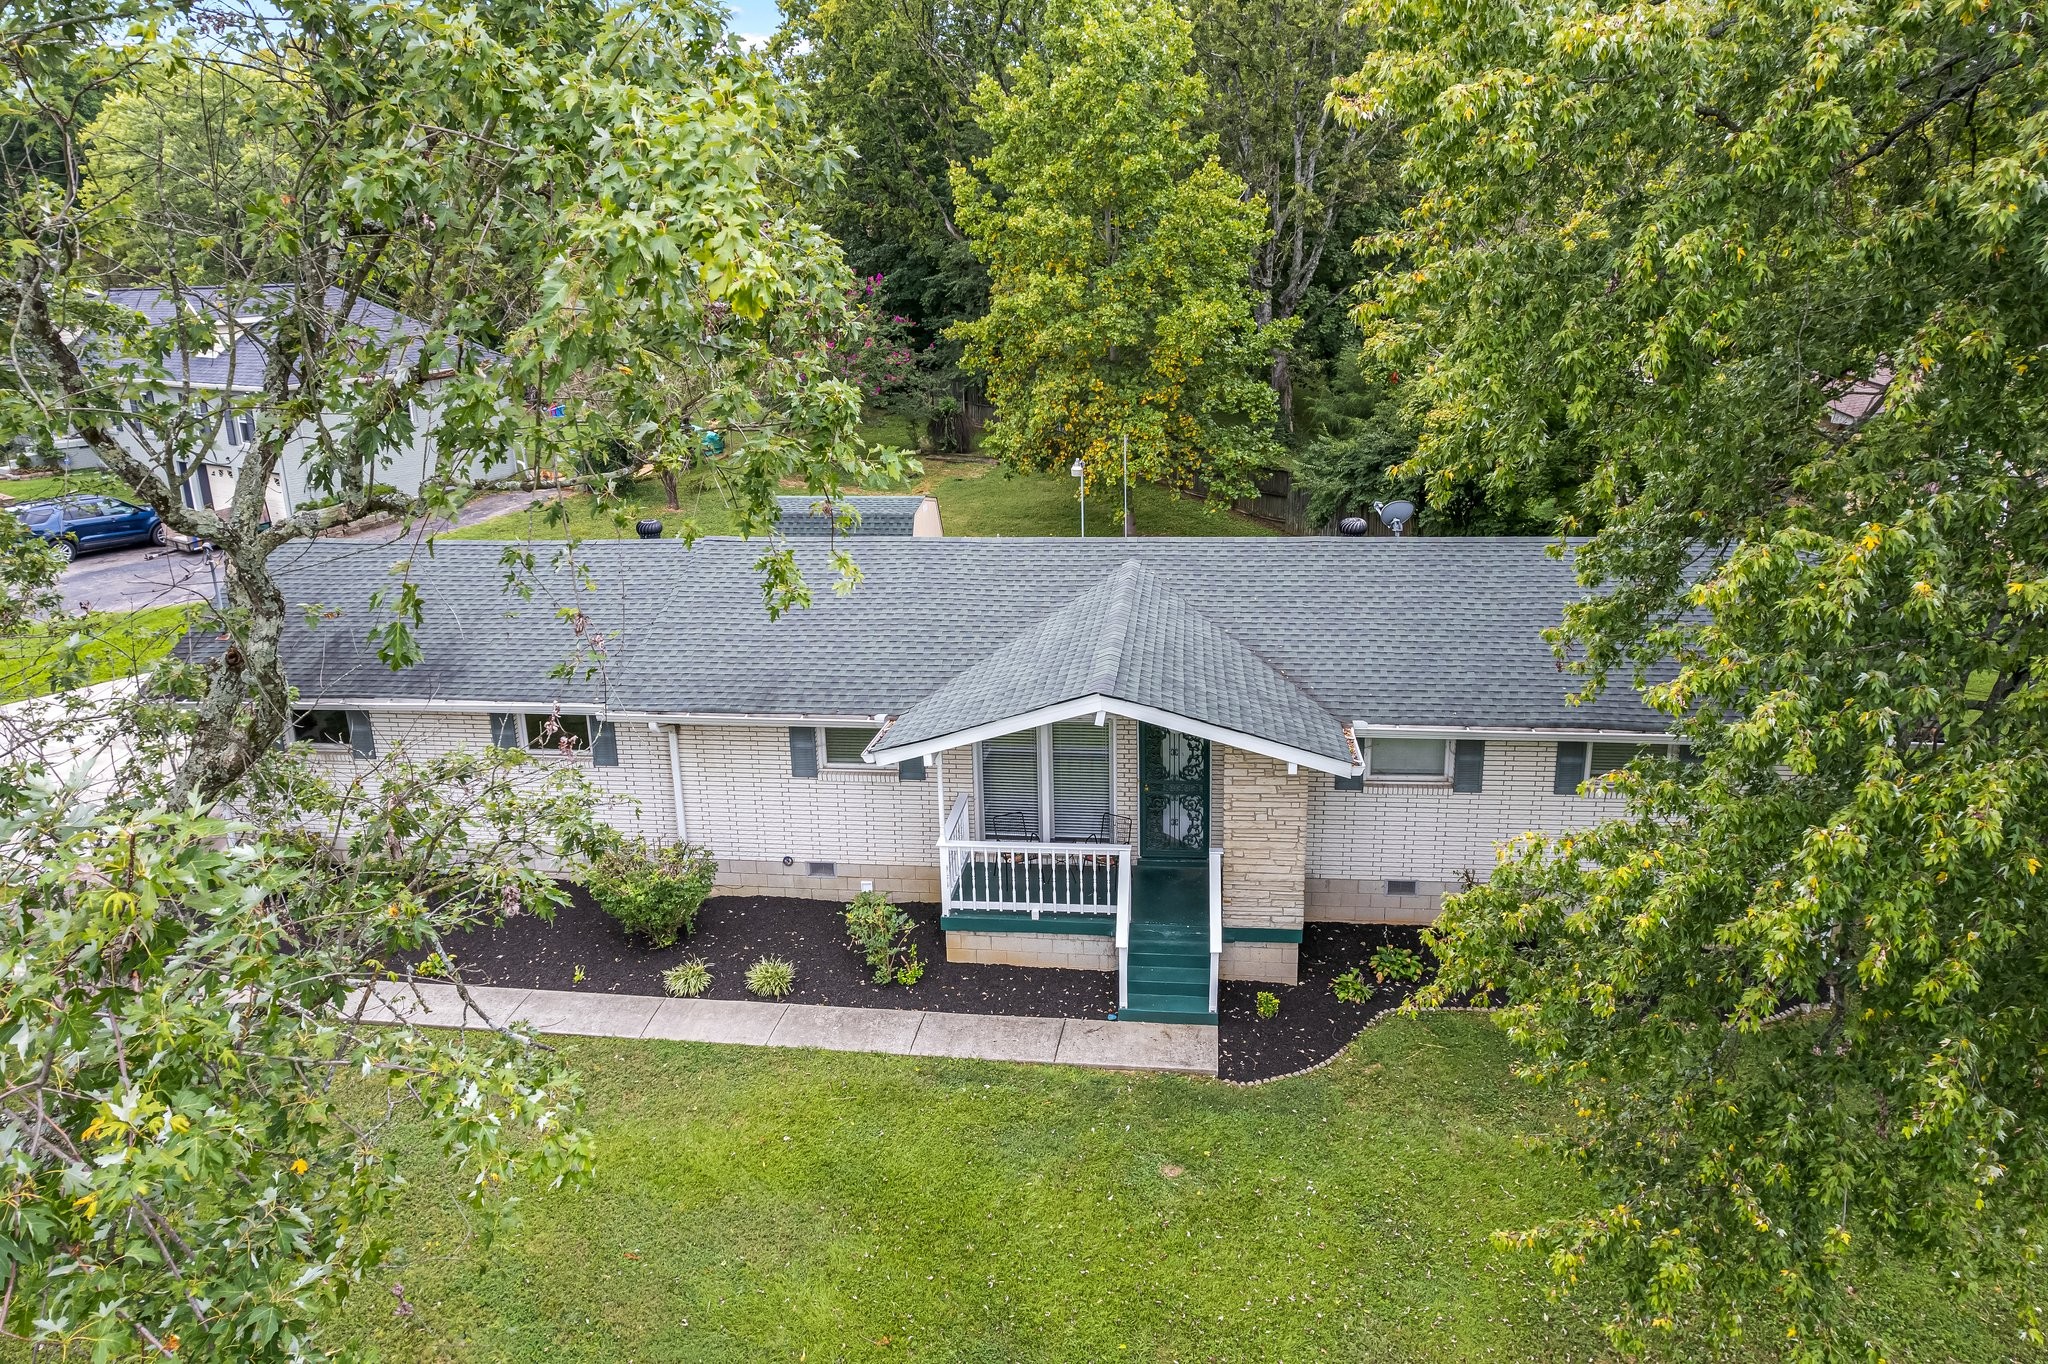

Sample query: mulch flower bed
[426,886,1429,1082]
[1217,922,1434,1082]
[432,885,1115,1019]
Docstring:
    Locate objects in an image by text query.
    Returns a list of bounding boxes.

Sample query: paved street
[54,488,535,614]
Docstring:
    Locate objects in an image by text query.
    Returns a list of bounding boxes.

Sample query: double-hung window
[1367,737,1449,780]
[1553,739,1687,794]
[524,712,592,752]
[822,725,879,767]
[978,721,1115,842]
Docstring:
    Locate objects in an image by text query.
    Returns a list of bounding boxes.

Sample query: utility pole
[1121,431,1133,537]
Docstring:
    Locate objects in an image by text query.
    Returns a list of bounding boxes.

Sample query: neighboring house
[70,286,486,521]
[773,494,942,538]
[253,536,1672,1023]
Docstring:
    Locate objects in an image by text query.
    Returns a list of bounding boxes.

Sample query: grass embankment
[0,605,194,701]
[443,458,1276,543]
[0,470,132,504]
[329,1015,2011,1363]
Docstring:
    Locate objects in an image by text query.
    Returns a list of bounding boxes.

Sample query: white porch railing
[1207,847,1223,1015]
[939,794,1132,923]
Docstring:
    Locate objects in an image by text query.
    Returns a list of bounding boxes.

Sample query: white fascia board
[1355,721,1676,741]
[298,699,889,726]
[868,693,1360,777]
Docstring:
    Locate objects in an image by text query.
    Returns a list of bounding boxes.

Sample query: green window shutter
[898,755,926,781]
[489,713,521,748]
[1050,721,1112,840]
[1452,738,1485,792]
[789,726,818,778]
[345,710,375,758]
[589,719,618,767]
[1332,773,1364,792]
[979,731,1040,839]
[1552,741,1587,795]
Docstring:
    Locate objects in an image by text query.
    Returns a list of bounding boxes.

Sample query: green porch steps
[1120,922,1215,1025]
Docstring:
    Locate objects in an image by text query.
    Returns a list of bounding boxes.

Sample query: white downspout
[665,724,688,843]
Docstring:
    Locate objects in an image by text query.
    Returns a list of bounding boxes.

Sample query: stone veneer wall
[1305,739,1619,923]
[1213,747,1310,985]
[1217,748,1309,931]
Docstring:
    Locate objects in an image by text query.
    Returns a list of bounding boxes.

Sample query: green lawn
[0,468,132,504]
[915,457,1276,539]
[0,605,195,700]
[329,1015,2013,1363]
[444,459,1275,543]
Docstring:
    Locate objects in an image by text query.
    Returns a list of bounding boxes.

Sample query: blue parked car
[7,494,168,564]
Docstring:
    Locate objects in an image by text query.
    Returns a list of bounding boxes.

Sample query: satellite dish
[1375,499,1417,536]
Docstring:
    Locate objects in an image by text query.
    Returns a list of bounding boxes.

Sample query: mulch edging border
[1217,1004,1497,1087]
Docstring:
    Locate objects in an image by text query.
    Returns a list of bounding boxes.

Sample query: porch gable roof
[867,560,1358,774]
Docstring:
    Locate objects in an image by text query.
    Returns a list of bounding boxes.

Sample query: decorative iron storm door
[1138,723,1210,863]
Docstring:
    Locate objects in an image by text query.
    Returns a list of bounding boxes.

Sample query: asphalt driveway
[53,489,535,614]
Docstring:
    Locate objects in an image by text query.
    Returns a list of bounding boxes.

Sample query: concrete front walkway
[352,982,1217,1077]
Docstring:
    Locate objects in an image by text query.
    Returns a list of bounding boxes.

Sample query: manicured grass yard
[330,1015,2012,1363]
[0,469,132,504]
[443,459,1274,544]
[0,605,195,700]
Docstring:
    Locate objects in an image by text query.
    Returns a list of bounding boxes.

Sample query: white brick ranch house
[258,536,1670,1023]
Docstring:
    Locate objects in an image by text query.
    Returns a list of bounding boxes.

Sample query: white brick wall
[312,719,1619,928]
[673,725,942,865]
[1305,739,1620,921]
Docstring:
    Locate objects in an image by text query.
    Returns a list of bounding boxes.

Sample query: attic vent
[807,861,837,877]
[1385,879,1418,896]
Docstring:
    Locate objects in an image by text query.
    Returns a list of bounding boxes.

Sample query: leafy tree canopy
[947,0,1289,505]
[1,0,897,802]
[0,740,608,1361]
[1344,0,2048,1352]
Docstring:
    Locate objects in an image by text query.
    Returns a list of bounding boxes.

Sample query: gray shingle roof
[773,495,923,537]
[248,535,1668,735]
[881,561,1352,764]
[100,286,469,391]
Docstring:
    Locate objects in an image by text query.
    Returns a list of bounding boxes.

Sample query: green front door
[1138,723,1210,863]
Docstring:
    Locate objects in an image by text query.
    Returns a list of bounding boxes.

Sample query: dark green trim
[941,912,1116,937]
[1222,925,1303,944]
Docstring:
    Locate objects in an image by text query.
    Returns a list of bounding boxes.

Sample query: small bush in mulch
[745,956,797,998]
[662,958,712,998]
[583,837,716,948]
[843,891,922,985]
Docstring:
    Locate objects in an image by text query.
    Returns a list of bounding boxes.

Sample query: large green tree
[1190,0,1394,435]
[778,0,1042,372]
[949,0,1287,513]
[81,55,301,280]
[1,0,886,804]
[1344,0,2048,1353]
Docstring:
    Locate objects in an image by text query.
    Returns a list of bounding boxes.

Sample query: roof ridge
[1084,561,1145,697]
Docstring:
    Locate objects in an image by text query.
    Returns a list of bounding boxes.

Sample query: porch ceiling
[867,559,1359,775]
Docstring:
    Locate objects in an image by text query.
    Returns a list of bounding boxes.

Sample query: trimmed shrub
[584,836,716,948]
[746,956,796,998]
[1255,991,1280,1020]
[843,890,922,986]
[662,959,713,998]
